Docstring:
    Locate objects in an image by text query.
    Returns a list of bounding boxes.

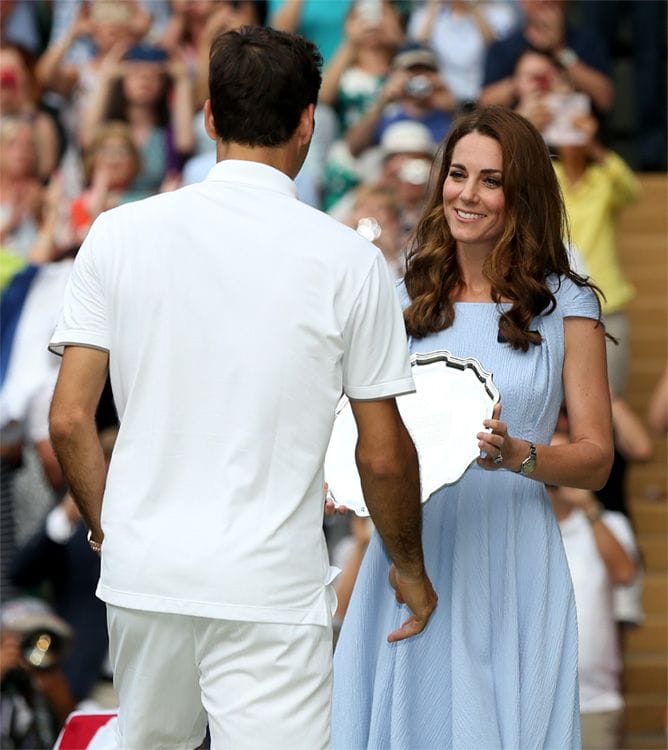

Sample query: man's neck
[215,141,300,179]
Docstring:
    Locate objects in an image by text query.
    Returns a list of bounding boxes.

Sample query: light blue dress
[332,275,599,749]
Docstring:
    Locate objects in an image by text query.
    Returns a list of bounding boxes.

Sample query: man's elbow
[356,441,417,482]
[49,406,90,446]
[357,451,404,482]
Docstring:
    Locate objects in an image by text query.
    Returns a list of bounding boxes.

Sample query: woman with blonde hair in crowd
[332,106,613,749]
[79,43,194,197]
[0,44,60,181]
[69,122,142,245]
[0,117,44,258]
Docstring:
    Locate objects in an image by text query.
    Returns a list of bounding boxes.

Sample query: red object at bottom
[53,710,117,749]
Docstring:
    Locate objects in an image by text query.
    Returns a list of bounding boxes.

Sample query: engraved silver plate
[324,350,500,516]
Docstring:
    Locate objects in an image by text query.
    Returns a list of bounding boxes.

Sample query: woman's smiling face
[442,132,506,254]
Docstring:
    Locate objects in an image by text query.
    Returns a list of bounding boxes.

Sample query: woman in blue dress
[332,107,614,749]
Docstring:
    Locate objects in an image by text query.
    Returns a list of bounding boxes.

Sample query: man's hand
[387,565,437,643]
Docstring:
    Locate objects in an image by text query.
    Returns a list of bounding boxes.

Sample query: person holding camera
[345,42,456,159]
[408,0,518,106]
[552,111,640,398]
[10,487,114,714]
[0,598,75,749]
[319,1,404,134]
[480,0,613,116]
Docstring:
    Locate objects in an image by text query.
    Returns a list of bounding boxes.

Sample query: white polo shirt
[50,160,415,626]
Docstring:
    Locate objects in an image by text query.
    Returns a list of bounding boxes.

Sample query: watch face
[521,456,537,475]
[520,444,537,475]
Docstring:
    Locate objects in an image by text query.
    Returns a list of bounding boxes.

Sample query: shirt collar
[205,159,297,199]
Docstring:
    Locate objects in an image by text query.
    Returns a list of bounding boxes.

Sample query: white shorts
[106,605,333,750]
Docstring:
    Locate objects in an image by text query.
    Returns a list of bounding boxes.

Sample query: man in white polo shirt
[48,25,436,750]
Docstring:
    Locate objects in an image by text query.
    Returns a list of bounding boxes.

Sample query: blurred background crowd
[0,0,666,748]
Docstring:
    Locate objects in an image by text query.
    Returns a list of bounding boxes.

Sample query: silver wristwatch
[519,443,537,476]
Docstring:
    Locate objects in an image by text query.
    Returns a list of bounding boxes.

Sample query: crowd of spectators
[0,0,665,747]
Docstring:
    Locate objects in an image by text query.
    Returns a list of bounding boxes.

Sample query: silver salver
[324,350,500,516]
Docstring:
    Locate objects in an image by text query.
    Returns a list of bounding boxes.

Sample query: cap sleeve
[551,275,601,321]
[395,278,411,311]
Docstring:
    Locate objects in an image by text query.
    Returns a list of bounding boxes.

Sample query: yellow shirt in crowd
[554,151,640,315]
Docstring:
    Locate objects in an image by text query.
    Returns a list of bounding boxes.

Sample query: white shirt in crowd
[50,160,414,627]
[559,509,639,713]
[1,260,72,443]
[407,1,518,103]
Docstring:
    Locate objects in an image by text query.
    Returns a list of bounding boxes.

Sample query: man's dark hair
[208,26,322,147]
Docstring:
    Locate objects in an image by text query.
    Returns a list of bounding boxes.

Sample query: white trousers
[106,605,333,750]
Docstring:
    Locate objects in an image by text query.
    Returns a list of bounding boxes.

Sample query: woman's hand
[98,42,129,83]
[323,482,348,516]
[476,403,527,471]
[70,1,93,41]
[344,11,373,48]
[477,403,507,468]
[165,49,190,83]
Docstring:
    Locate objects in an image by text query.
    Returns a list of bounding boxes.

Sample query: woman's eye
[448,170,465,179]
[484,178,501,188]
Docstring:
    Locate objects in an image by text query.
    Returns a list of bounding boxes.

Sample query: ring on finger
[493,454,504,465]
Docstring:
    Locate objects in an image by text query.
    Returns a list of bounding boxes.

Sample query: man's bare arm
[350,397,437,641]
[49,346,109,542]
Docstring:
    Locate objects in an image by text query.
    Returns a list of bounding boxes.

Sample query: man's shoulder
[289,199,383,262]
[109,187,191,221]
[101,185,381,271]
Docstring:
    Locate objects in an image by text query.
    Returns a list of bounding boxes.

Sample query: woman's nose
[459,179,478,203]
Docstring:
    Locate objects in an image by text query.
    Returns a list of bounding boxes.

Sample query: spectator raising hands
[480,0,614,115]
[345,43,455,159]
[80,44,194,197]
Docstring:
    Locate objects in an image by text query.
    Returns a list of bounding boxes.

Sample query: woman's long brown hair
[404,106,601,351]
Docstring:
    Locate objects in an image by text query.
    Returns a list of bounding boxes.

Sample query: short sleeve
[395,278,411,311]
[601,511,638,560]
[342,253,415,400]
[552,275,600,321]
[48,214,111,356]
